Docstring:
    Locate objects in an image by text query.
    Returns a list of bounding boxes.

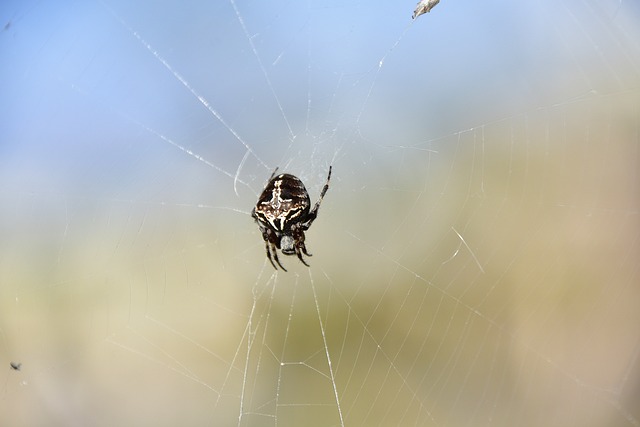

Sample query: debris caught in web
[412,0,440,19]
[10,362,21,371]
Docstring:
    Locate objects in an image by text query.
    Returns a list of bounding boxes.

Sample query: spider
[252,166,332,271]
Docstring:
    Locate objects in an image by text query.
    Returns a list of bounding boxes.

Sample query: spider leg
[293,230,312,265]
[265,242,278,270]
[295,245,310,267]
[267,167,279,182]
[299,238,312,257]
[306,166,332,225]
[292,228,312,258]
[270,242,288,271]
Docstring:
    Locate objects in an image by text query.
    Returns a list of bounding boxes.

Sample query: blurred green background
[1,1,639,426]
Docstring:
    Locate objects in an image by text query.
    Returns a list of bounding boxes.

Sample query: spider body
[252,166,331,271]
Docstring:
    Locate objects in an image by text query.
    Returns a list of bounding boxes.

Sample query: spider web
[1,0,639,426]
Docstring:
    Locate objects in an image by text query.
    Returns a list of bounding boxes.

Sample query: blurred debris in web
[412,0,440,19]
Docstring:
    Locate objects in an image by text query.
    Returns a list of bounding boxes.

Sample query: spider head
[280,235,295,255]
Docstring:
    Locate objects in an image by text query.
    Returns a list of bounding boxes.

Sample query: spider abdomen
[255,174,310,233]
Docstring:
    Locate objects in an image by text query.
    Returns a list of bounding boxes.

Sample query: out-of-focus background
[1,1,639,426]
